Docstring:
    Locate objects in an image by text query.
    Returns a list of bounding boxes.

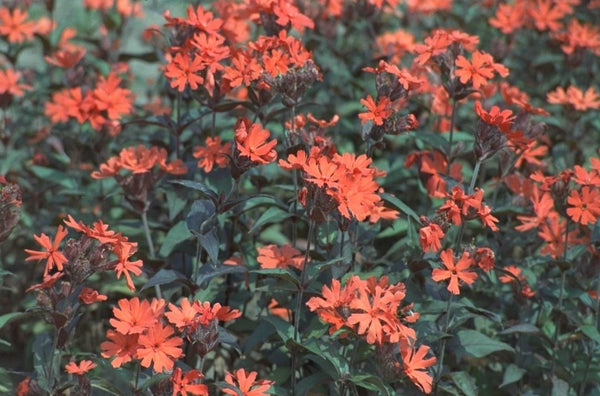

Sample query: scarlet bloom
[306,278,358,335]
[474,100,515,133]
[170,367,208,396]
[222,369,274,396]
[109,297,159,335]
[455,50,505,90]
[25,272,64,293]
[92,72,134,121]
[567,187,600,226]
[164,52,205,92]
[24,225,69,276]
[432,249,477,295]
[547,86,600,111]
[193,136,231,172]
[0,7,37,43]
[419,222,445,253]
[400,341,436,394]
[136,323,184,373]
[16,377,30,396]
[79,287,108,304]
[91,145,187,178]
[234,119,277,165]
[474,247,495,272]
[0,68,31,97]
[65,360,97,375]
[358,95,392,126]
[100,330,140,368]
[257,244,306,270]
[165,298,200,330]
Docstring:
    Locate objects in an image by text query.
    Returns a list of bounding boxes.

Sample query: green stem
[446,98,458,175]
[141,209,156,259]
[142,208,161,299]
[434,293,454,393]
[550,219,569,381]
[455,159,483,249]
[291,219,315,395]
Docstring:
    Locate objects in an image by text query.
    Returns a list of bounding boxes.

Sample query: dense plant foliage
[1,0,600,395]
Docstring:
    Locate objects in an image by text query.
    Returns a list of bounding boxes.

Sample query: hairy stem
[446,98,458,175]
[434,293,454,393]
[291,219,315,395]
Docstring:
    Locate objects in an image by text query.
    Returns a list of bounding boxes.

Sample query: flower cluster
[280,148,397,223]
[307,275,435,393]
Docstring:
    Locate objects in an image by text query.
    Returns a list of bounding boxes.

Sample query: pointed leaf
[249,207,293,234]
[380,193,421,223]
[170,180,219,203]
[142,269,187,291]
[499,364,526,388]
[158,221,192,257]
[195,263,246,286]
[456,329,514,358]
[450,371,477,396]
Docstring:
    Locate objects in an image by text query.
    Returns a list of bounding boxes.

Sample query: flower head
[432,249,477,295]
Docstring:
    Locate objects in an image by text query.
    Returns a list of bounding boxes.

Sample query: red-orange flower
[547,86,600,111]
[0,68,31,97]
[193,136,231,172]
[65,360,97,375]
[0,7,37,43]
[79,287,108,304]
[567,187,600,226]
[419,222,445,253]
[234,119,277,165]
[222,369,274,396]
[358,95,392,126]
[455,51,506,90]
[92,72,134,121]
[474,100,515,133]
[109,297,159,335]
[306,278,358,335]
[136,322,183,373]
[400,341,436,394]
[432,249,477,295]
[170,367,208,396]
[24,225,69,276]
[165,52,205,92]
[100,330,140,368]
[16,377,30,396]
[257,243,306,270]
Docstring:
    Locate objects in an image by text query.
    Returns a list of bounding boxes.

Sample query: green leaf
[29,166,78,189]
[186,200,217,235]
[158,221,192,257]
[195,263,246,286]
[0,367,12,393]
[249,207,293,234]
[380,193,421,224]
[580,324,600,344]
[169,180,219,203]
[499,323,541,335]
[456,329,514,358]
[33,332,56,392]
[165,189,187,221]
[264,315,294,343]
[250,268,300,288]
[141,269,187,291]
[450,371,477,396]
[349,374,392,396]
[196,230,220,264]
[0,312,22,329]
[551,376,573,396]
[499,364,526,388]
[296,371,330,396]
